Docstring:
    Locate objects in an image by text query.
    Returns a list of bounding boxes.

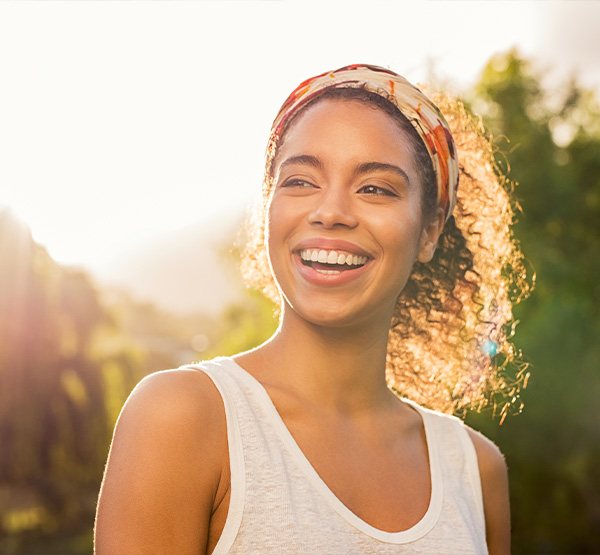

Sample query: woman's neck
[238,305,398,414]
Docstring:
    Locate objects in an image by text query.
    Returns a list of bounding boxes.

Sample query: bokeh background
[1,2,599,553]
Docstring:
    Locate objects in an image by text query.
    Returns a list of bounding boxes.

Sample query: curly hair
[240,85,533,420]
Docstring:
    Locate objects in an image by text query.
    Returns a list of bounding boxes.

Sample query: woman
[95,64,530,554]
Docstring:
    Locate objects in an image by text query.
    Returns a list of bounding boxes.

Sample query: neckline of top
[216,355,443,544]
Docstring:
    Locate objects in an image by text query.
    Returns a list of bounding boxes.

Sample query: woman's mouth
[294,248,371,284]
[299,248,368,274]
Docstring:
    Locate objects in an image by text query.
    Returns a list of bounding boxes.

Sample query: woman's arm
[467,427,511,555]
[94,369,227,555]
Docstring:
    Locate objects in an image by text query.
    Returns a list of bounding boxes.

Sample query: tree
[0,210,140,553]
[465,49,600,554]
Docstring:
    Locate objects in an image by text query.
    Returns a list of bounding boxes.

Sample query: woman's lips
[292,252,372,287]
[293,237,372,259]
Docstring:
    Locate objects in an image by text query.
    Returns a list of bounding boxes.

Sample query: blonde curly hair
[241,85,533,420]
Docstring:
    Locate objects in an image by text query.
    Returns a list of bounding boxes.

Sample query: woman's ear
[417,207,446,263]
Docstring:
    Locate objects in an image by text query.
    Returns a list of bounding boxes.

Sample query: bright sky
[1,1,599,272]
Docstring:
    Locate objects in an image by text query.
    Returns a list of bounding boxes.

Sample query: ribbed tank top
[183,356,488,554]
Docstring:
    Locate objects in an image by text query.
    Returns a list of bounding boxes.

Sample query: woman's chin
[282,299,383,331]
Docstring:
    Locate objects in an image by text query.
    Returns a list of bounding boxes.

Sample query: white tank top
[184,356,488,554]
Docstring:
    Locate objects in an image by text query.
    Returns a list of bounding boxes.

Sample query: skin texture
[94,99,510,554]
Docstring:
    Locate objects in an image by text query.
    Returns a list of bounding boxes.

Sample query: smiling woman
[94,64,531,555]
[265,98,438,330]
[244,73,530,416]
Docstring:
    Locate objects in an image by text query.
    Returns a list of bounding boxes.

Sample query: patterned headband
[270,63,459,222]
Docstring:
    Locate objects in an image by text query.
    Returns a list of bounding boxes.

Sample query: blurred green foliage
[0,50,598,553]
[0,214,232,553]
[464,49,600,554]
[0,213,150,553]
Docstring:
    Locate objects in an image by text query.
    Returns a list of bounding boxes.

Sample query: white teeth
[299,248,368,267]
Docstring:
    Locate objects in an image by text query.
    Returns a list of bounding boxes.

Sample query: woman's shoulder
[110,364,229,481]
[403,397,507,474]
[463,424,507,475]
[409,400,510,550]
[112,364,228,476]
[95,366,228,552]
[130,365,225,419]
[463,424,511,552]
[115,366,227,444]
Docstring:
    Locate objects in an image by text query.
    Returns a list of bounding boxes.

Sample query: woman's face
[266,99,443,329]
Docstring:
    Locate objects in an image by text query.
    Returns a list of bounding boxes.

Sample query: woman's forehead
[284,98,405,136]
[274,99,417,170]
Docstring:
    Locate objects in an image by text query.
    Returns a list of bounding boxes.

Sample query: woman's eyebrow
[278,156,410,186]
[354,162,411,186]
[279,154,323,171]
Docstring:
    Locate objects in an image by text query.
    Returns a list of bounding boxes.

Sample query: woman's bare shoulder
[111,368,228,471]
[123,367,226,431]
[465,425,511,555]
[94,367,227,554]
[464,425,506,473]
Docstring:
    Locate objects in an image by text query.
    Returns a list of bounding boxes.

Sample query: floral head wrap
[270,63,459,222]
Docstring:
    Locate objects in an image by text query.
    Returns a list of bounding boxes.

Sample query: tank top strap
[452,418,486,532]
[405,400,487,546]
[178,357,249,554]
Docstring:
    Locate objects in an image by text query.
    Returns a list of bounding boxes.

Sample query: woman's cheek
[265,207,289,283]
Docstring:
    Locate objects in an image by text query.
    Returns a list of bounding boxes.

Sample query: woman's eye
[281,178,315,188]
[359,184,397,196]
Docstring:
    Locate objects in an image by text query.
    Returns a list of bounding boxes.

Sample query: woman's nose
[307,186,358,229]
